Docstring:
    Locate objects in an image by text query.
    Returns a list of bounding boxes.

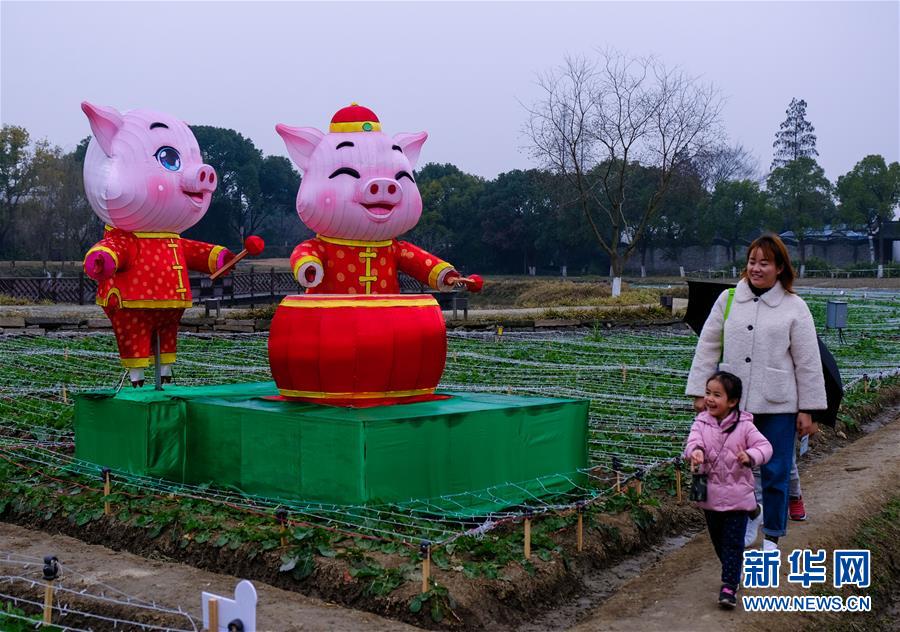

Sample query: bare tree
[693,142,760,191]
[524,50,724,280]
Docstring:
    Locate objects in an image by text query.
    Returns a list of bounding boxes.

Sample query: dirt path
[572,408,900,632]
[0,523,415,631]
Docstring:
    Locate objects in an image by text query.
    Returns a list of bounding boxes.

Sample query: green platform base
[74,382,589,515]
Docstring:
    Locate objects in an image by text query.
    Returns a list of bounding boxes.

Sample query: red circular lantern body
[268,294,447,406]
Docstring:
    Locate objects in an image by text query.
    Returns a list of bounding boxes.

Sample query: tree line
[1,63,898,274]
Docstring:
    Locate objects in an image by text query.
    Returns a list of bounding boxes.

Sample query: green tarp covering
[75,382,588,515]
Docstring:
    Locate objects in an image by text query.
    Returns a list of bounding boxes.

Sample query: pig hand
[441,270,461,290]
[296,260,324,288]
[84,250,117,281]
[442,271,483,292]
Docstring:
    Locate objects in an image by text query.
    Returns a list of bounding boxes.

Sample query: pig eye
[328,167,361,179]
[395,171,415,182]
[154,146,181,171]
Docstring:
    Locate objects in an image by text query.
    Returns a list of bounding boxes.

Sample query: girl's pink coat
[683,410,773,512]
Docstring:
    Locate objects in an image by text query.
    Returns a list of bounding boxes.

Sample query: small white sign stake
[202,580,257,632]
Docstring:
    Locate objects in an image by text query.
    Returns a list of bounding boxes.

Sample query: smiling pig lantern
[81,102,261,386]
[268,104,481,406]
[276,104,482,294]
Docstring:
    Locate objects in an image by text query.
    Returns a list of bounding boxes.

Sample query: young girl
[684,371,773,608]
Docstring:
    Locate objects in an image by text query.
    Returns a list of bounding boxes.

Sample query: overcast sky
[2,1,897,182]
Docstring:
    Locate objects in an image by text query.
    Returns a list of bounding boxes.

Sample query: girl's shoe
[744,505,763,547]
[789,496,807,521]
[763,538,779,552]
[718,585,737,609]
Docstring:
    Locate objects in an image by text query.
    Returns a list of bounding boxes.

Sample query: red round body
[268,294,447,406]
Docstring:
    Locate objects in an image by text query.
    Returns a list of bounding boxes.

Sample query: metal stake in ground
[42,555,59,624]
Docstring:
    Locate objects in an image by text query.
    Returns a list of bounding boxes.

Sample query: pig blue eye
[155,146,181,171]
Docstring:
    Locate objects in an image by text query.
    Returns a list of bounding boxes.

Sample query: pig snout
[181,164,218,194]
[360,178,402,207]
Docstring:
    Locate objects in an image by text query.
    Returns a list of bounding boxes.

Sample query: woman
[685,234,826,551]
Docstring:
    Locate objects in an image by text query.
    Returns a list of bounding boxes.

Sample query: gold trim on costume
[428,261,453,288]
[280,387,434,400]
[328,121,382,133]
[168,239,188,296]
[317,235,393,248]
[85,246,120,269]
[120,299,192,308]
[280,298,437,309]
[292,255,322,279]
[121,357,150,368]
[98,288,191,309]
[208,245,225,274]
[95,287,122,307]
[104,225,180,238]
[159,353,176,364]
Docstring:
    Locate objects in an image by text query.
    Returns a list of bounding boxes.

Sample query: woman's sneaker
[718,585,737,609]
[745,505,763,547]
[789,496,807,521]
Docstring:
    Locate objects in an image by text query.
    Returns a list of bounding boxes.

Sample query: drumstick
[210,236,265,280]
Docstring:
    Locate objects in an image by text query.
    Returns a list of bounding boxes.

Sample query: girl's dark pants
[704,510,748,589]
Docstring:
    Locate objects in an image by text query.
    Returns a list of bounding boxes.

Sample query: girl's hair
[741,233,795,293]
[707,371,743,430]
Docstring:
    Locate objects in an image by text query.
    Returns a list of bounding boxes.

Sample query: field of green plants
[0,289,898,551]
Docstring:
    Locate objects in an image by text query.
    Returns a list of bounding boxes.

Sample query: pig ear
[275,124,324,171]
[393,132,428,170]
[81,102,123,157]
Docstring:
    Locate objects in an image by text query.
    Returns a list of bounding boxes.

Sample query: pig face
[276,121,428,242]
[81,102,217,234]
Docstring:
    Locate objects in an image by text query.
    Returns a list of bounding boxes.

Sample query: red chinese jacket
[84,226,227,308]
[290,235,454,294]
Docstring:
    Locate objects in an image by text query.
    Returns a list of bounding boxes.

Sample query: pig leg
[156,308,185,383]
[103,300,152,386]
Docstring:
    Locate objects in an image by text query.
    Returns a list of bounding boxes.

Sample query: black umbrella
[685,280,735,335]
[684,280,843,427]
[814,339,843,428]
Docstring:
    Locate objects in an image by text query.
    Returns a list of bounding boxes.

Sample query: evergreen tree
[771,98,818,170]
[766,157,834,264]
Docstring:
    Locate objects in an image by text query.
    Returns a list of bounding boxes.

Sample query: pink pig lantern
[268,104,481,405]
[81,102,264,386]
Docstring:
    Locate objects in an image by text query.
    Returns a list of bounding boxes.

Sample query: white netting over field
[1,290,898,545]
